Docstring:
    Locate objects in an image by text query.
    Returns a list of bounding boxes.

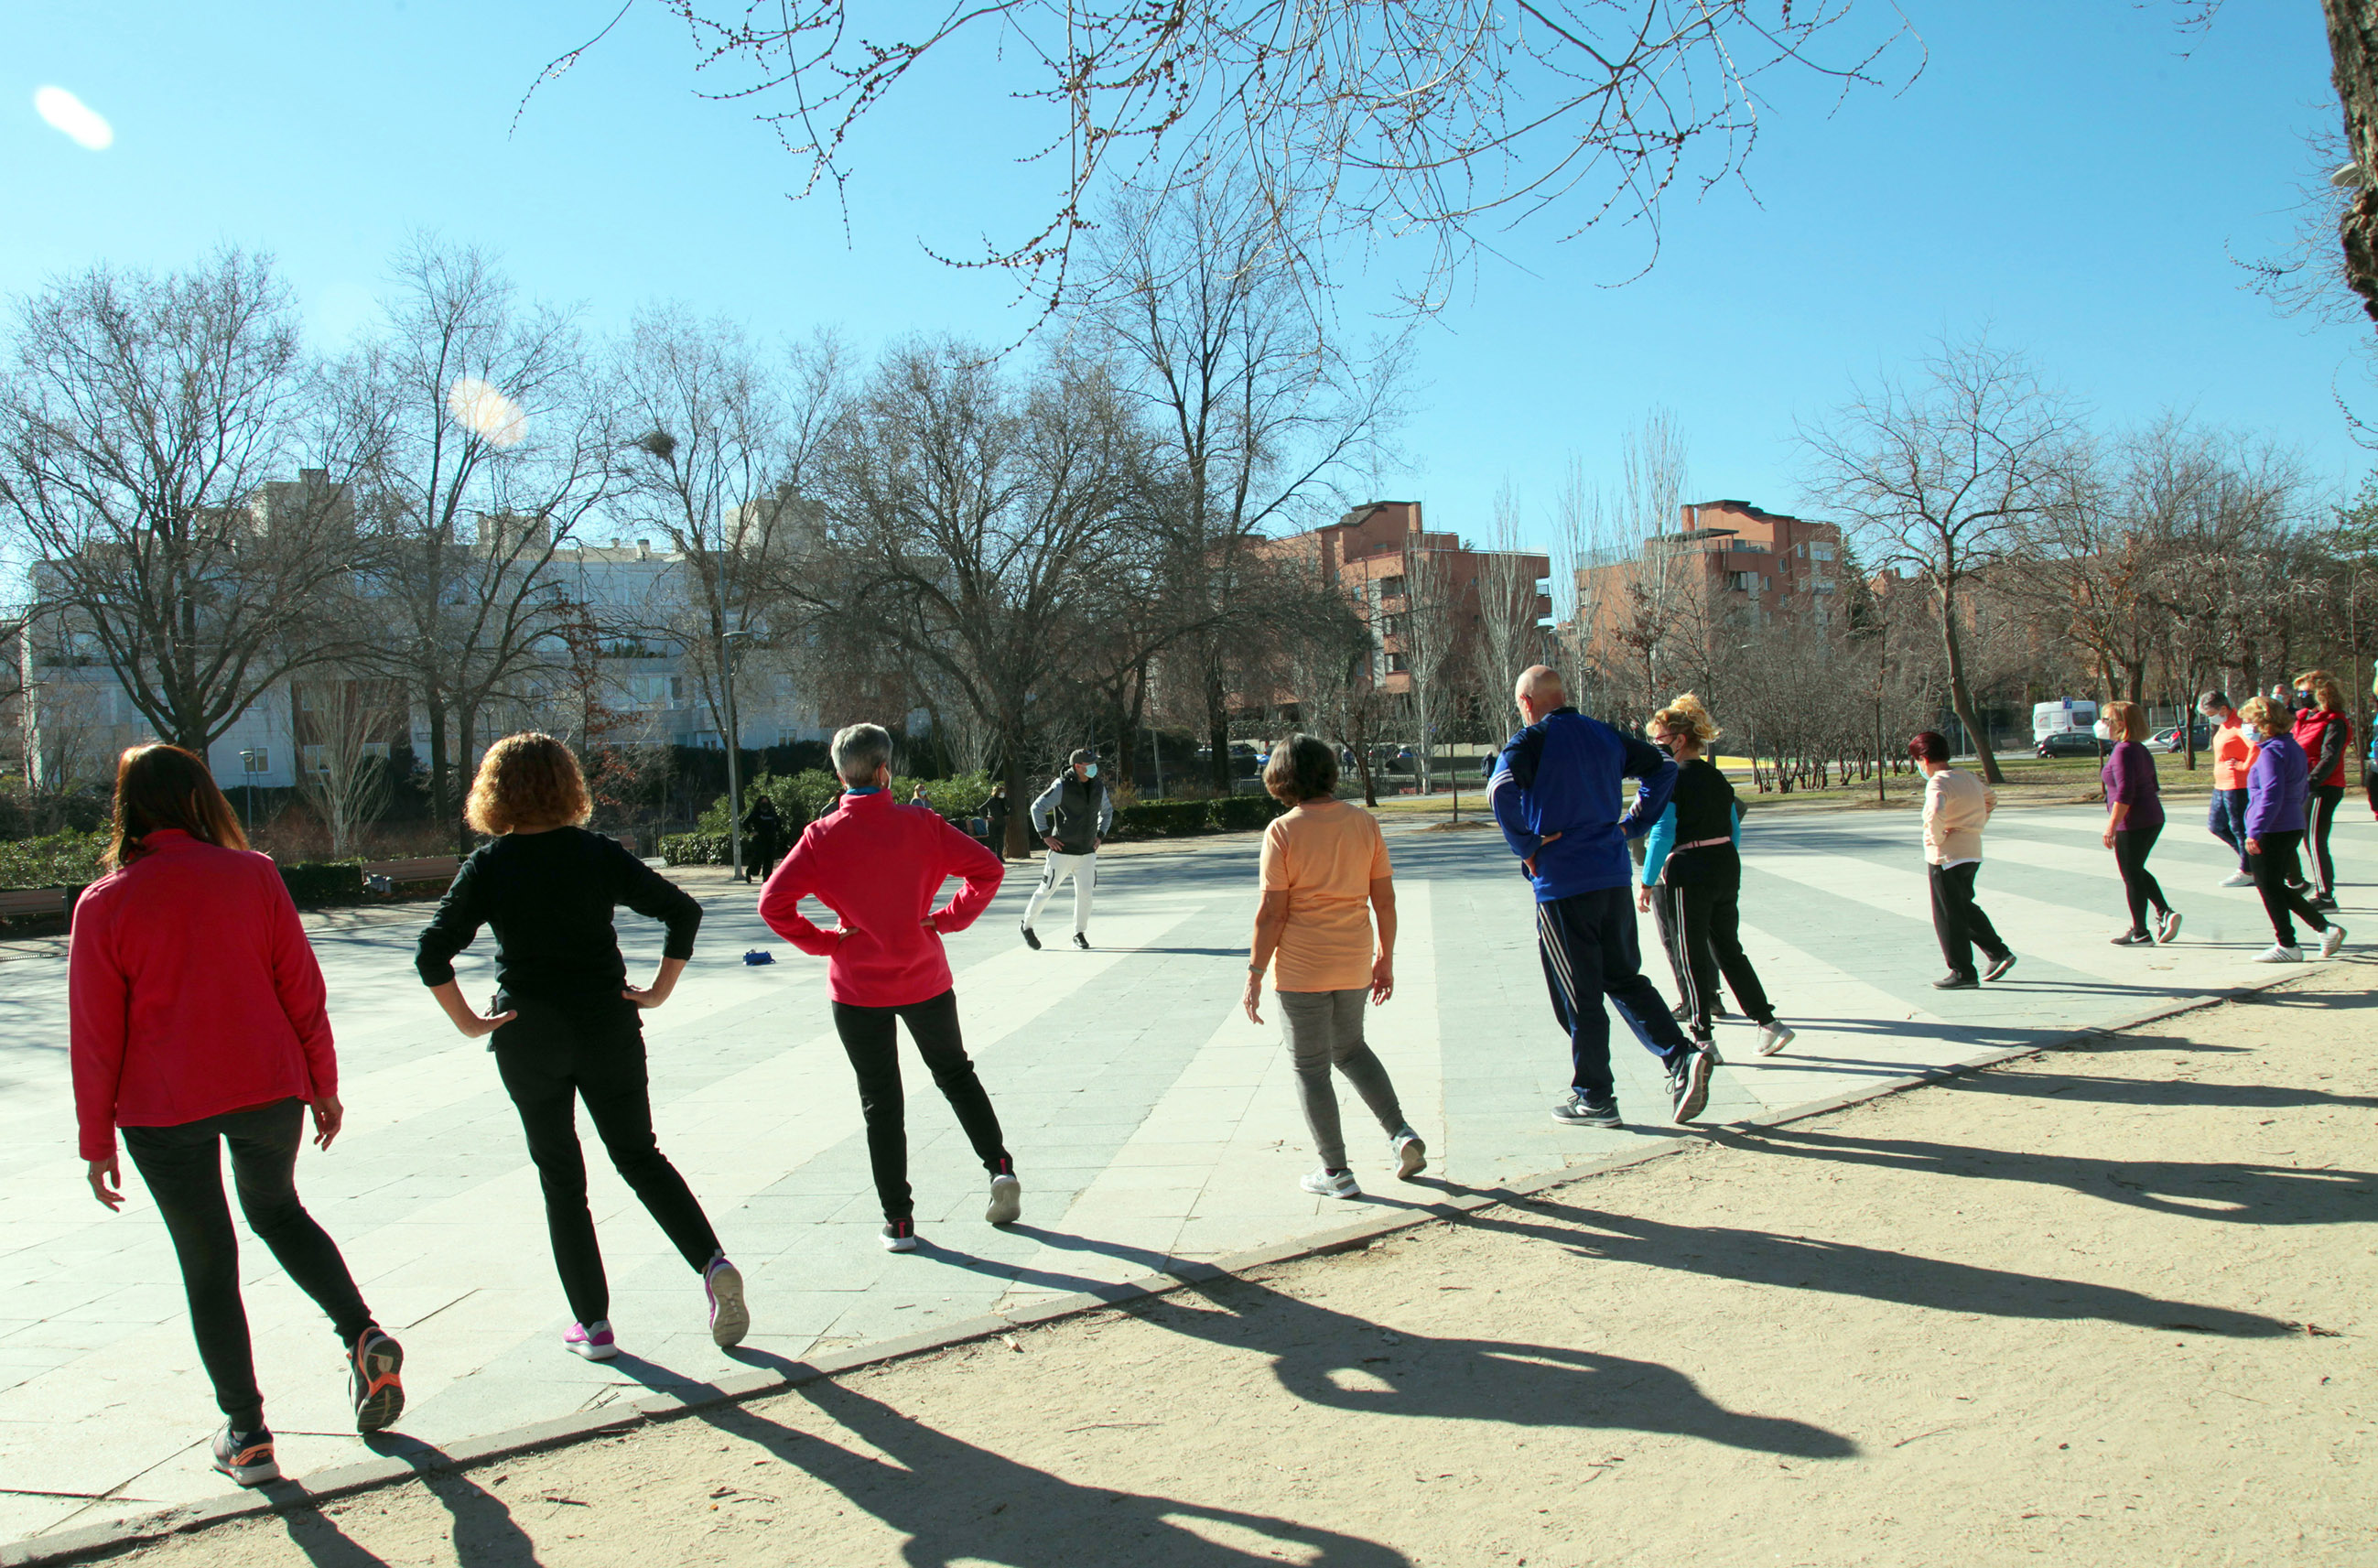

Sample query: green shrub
[661,832,732,866]
[0,830,107,890]
[1206,795,1286,832]
[1108,799,1210,839]
[278,861,365,908]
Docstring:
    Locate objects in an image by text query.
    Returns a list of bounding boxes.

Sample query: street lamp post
[238,749,265,837]
[720,629,753,881]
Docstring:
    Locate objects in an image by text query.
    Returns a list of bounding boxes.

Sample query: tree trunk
[423,691,452,842]
[1937,585,2003,784]
[1205,660,1232,794]
[1001,718,1034,860]
[2328,0,2378,322]
[454,701,479,852]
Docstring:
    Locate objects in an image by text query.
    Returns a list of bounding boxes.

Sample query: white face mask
[2242,725,2264,744]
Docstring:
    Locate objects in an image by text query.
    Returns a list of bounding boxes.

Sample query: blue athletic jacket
[1488,707,1677,902]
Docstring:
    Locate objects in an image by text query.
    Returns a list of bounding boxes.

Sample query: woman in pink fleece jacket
[757,723,1015,1253]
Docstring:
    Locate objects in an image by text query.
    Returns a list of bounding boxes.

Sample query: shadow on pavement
[261,1439,537,1568]
[925,1227,1854,1460]
[689,1383,1412,1567]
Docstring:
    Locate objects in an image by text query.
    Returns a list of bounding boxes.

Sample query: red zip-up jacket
[757,789,1005,1006]
[69,831,337,1162]
[2293,706,2351,789]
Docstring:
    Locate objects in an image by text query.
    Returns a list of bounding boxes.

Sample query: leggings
[124,1097,375,1431]
[1656,858,1776,1040]
[2111,824,2170,935]
[2250,829,2330,949]
[2308,784,2343,896]
[830,989,1011,1223]
[492,1000,724,1325]
[1276,988,1407,1170]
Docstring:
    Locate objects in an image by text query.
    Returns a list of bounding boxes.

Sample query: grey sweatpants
[1277,988,1407,1170]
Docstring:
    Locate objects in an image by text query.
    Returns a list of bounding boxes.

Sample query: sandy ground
[105,962,2375,1568]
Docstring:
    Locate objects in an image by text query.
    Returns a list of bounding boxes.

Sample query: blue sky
[6,1,2366,557]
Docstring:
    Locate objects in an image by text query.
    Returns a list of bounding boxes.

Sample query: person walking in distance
[741,793,786,883]
[416,734,747,1363]
[2200,691,2257,887]
[1489,665,1715,1128]
[1637,695,1797,1057]
[2290,671,2351,912]
[1021,749,1112,951]
[2100,701,2181,947]
[978,781,1012,863]
[1912,730,2016,989]
[2239,696,2348,963]
[1241,735,1427,1199]
[72,745,405,1487]
[760,723,1020,1252]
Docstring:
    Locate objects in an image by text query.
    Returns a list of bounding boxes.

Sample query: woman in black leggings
[2099,701,2178,946]
[2289,671,2351,912]
[416,734,747,1361]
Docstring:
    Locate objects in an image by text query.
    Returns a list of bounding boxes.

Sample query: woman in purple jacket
[2239,697,2346,963]
[2100,702,2178,946]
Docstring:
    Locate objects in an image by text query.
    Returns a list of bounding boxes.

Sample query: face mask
[1083,763,1097,778]
[2293,691,2313,711]
[2242,725,2264,743]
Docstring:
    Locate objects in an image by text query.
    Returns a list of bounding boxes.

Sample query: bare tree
[1397,535,1465,798]
[796,341,1153,856]
[1473,481,1550,738]
[1081,181,1399,790]
[1800,337,2079,784]
[0,251,373,754]
[357,238,617,844]
[557,2,1913,317]
[290,674,405,858]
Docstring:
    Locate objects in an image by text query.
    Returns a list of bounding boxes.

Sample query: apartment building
[1570,498,1845,666]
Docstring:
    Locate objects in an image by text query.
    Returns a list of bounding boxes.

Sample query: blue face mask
[1083,763,1097,779]
[2242,725,2264,744]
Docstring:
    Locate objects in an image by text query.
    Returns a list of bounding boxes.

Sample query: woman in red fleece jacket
[758,722,1015,1252]
[70,746,403,1489]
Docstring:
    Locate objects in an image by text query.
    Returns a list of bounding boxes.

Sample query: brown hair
[1908,730,1951,763]
[2294,669,2345,711]
[465,733,591,835]
[2102,700,2148,742]
[1262,734,1340,804]
[105,744,249,870]
[1646,691,1722,746]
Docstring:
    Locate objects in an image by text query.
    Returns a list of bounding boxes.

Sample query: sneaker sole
[1551,1108,1623,1129]
[1395,1140,1428,1180]
[1020,929,1041,950]
[214,1458,281,1487]
[352,1336,405,1433]
[882,1235,920,1253]
[986,1178,1023,1225]
[1756,1030,1794,1057]
[707,1263,750,1348]
[1300,1180,1360,1198]
[2158,915,2183,944]
[1672,1051,1713,1124]
[566,1339,620,1361]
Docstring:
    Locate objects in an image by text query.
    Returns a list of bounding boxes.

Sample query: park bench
[0,888,71,920]
[362,856,461,896]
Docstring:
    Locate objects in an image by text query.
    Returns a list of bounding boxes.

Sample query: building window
[1813,579,1835,594]
[1811,542,1836,562]
[1379,575,1406,599]
[1387,652,1408,673]
[1729,571,1756,593]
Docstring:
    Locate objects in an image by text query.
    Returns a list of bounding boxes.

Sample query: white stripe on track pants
[1023,850,1097,935]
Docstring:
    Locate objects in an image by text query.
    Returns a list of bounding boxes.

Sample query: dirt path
[109,964,2375,1567]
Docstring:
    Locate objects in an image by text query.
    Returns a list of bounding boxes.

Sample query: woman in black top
[1638,695,1796,1058]
[741,794,784,882]
[416,733,747,1362]
[978,782,1011,861]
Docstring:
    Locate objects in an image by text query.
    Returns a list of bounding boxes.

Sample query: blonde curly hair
[1646,691,1723,746]
[465,732,592,835]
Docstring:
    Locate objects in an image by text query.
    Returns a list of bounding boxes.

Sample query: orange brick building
[1570,498,1845,669]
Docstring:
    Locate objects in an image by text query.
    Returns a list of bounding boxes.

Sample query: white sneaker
[2253,944,2303,964]
[1391,1130,1427,1181]
[986,1173,1022,1225]
[2156,909,2183,945]
[2220,871,2255,888]
[1301,1168,1359,1199]
[2320,925,2348,959]
[1756,1021,1796,1056]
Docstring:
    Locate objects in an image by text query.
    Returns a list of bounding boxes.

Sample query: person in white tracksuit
[1021,750,1113,950]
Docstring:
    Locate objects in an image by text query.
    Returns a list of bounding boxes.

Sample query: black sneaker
[1072,932,1090,950]
[1551,1094,1621,1128]
[1669,1047,1713,1124]
[1932,971,1979,990]
[881,1219,919,1253]
[2311,894,2340,913]
[1020,924,1041,951]
[1982,952,2018,982]
[2108,929,2154,946]
[349,1327,405,1433]
[211,1422,279,1487]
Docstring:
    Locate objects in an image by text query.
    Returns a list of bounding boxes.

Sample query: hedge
[280,861,366,908]
[0,830,107,890]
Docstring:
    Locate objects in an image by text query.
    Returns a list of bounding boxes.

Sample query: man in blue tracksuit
[1489,665,1714,1127]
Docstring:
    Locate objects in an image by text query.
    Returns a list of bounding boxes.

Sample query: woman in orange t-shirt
[1243,735,1426,1200]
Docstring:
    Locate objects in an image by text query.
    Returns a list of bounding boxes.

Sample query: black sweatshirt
[415,827,702,1007]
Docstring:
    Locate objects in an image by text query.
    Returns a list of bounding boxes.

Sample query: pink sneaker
[564,1320,618,1360]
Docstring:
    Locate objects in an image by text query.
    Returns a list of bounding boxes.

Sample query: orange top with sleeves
[1258,799,1390,993]
[2210,717,2257,792]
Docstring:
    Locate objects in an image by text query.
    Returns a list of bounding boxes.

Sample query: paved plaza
[0,799,2366,1547]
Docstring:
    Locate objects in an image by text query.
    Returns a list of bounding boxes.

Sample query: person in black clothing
[742,794,785,882]
[416,733,747,1363]
[978,781,1011,861]
[1637,695,1796,1058]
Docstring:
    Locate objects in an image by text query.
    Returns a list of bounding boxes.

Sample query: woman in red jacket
[2290,671,2351,913]
[70,746,403,1489]
[758,722,1014,1253]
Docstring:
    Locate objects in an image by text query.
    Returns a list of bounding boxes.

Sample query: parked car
[2036,730,2109,759]
[2146,721,2212,754]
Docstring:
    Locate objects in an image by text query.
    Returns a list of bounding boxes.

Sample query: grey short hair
[830,722,893,786]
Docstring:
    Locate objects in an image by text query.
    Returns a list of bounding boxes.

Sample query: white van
[2033,699,2098,740]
